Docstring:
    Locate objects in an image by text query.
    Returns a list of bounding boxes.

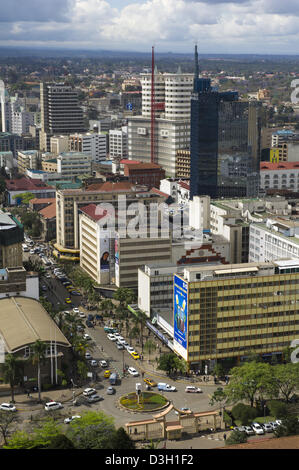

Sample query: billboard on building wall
[173,274,188,361]
[270,149,280,163]
[114,234,119,283]
[100,236,110,272]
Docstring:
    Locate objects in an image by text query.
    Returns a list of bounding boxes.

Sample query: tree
[113,287,136,306]
[0,411,20,446]
[31,339,48,402]
[106,427,135,450]
[76,360,88,382]
[224,361,273,407]
[144,339,157,362]
[268,400,289,419]
[0,354,24,403]
[270,363,299,403]
[66,411,115,449]
[156,353,186,376]
[225,429,247,446]
[274,416,299,438]
[209,387,228,426]
[12,192,35,205]
[4,418,63,449]
[132,310,148,354]
[231,403,258,426]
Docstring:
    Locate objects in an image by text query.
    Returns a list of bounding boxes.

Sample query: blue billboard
[173,275,188,360]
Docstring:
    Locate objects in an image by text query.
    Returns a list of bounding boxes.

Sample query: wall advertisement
[173,274,188,361]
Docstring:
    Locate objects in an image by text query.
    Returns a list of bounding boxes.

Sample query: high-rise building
[40,83,85,151]
[69,132,107,163]
[190,48,261,199]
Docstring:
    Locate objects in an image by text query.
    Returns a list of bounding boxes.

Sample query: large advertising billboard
[99,236,110,272]
[173,274,188,361]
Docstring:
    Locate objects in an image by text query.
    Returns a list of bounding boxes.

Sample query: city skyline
[0,0,298,54]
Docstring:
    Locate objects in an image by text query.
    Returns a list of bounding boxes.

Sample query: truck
[109,373,118,385]
[157,383,176,392]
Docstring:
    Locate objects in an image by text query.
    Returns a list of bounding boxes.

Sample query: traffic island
[119,392,169,413]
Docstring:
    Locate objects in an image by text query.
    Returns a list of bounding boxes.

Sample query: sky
[0,0,299,54]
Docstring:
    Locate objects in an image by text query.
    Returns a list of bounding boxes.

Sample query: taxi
[104,370,111,378]
[144,377,157,387]
[131,351,140,360]
[65,297,72,304]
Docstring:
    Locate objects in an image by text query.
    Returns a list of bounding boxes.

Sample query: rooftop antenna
[151,45,156,164]
[194,43,199,82]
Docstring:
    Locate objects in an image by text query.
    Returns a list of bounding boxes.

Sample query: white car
[251,422,265,435]
[79,312,86,318]
[107,334,117,341]
[90,360,98,367]
[73,308,80,314]
[127,367,139,377]
[64,415,81,424]
[0,403,17,412]
[262,423,274,433]
[185,386,202,393]
[126,346,135,354]
[118,338,127,345]
[44,401,63,411]
[85,352,92,360]
[83,387,97,397]
[83,334,91,341]
[86,394,103,403]
[99,360,108,368]
[244,426,255,435]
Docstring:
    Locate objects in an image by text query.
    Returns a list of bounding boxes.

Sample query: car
[83,388,97,397]
[122,341,129,348]
[114,333,122,339]
[107,334,117,341]
[86,394,103,403]
[175,407,191,415]
[269,421,279,431]
[86,320,94,328]
[85,352,92,360]
[73,307,80,314]
[90,360,98,367]
[104,326,116,333]
[79,312,86,318]
[71,291,82,296]
[244,426,255,435]
[185,386,202,393]
[116,342,124,350]
[157,383,176,392]
[131,352,140,360]
[66,286,75,291]
[65,298,71,304]
[233,426,247,433]
[45,273,51,279]
[127,367,139,377]
[64,415,81,424]
[83,334,91,341]
[87,314,94,321]
[99,360,108,368]
[126,346,135,354]
[29,249,35,254]
[41,285,47,291]
[144,378,157,387]
[77,325,84,332]
[44,401,63,411]
[276,420,282,426]
[251,422,265,435]
[104,370,111,378]
[0,403,17,412]
[62,281,71,286]
[95,314,103,320]
[262,423,274,433]
[118,338,127,345]
[107,386,116,395]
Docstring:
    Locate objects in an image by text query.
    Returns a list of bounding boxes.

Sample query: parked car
[73,307,80,314]
[44,401,63,411]
[127,367,139,377]
[86,320,94,328]
[251,422,265,435]
[79,312,86,318]
[83,334,91,341]
[99,360,108,368]
[0,403,17,412]
[87,314,94,321]
[118,338,127,345]
[104,326,116,333]
[233,426,247,433]
[85,352,92,360]
[65,298,71,304]
[244,426,255,435]
[90,360,98,367]
[131,351,140,360]
[185,386,202,393]
[269,421,279,431]
[107,386,116,395]
[64,415,81,424]
[104,370,111,378]
[262,422,274,433]
[126,346,135,354]
[116,342,124,350]
[83,388,97,397]
[86,394,103,403]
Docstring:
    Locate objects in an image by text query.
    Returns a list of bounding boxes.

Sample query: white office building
[69,132,107,163]
[57,152,92,177]
[109,126,128,159]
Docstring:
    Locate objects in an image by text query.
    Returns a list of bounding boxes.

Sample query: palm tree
[31,340,47,403]
[132,310,148,354]
[144,339,157,363]
[0,354,24,403]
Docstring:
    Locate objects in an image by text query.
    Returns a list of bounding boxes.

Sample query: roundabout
[119,391,169,412]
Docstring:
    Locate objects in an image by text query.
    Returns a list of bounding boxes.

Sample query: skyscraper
[40,83,85,151]
[190,48,261,199]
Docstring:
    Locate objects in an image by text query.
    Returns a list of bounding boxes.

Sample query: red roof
[29,198,56,205]
[260,162,299,170]
[179,181,190,190]
[39,203,56,220]
[124,163,162,171]
[150,188,170,198]
[80,203,113,221]
[86,181,137,192]
[6,177,52,191]
[120,159,141,165]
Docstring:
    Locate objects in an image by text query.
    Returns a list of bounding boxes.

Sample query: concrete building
[260,162,299,192]
[109,127,128,159]
[0,211,23,268]
[5,177,56,205]
[57,152,92,178]
[69,132,107,163]
[50,135,69,155]
[176,149,190,179]
[123,161,165,188]
[17,150,40,174]
[0,266,39,300]
[172,259,299,367]
[41,158,58,173]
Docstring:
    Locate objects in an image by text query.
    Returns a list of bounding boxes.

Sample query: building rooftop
[80,203,113,222]
[5,177,52,192]
[260,162,299,170]
[252,222,299,246]
[39,203,56,220]
[0,297,71,353]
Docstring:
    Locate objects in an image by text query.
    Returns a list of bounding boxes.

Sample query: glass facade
[190,79,260,199]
